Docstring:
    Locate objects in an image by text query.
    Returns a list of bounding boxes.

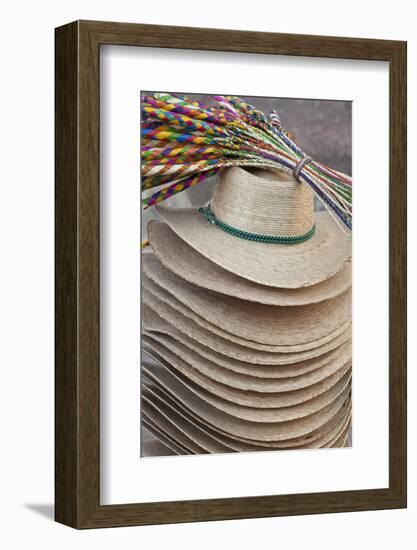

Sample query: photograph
[0,1,409,542]
[140,92,352,457]
[51,12,405,531]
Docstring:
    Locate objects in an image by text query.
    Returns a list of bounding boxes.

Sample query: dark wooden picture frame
[55,20,407,529]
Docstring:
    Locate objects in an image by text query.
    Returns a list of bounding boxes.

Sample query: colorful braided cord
[141,93,352,231]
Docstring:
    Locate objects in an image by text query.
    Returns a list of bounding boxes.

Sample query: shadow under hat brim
[148,220,352,306]
[156,205,351,289]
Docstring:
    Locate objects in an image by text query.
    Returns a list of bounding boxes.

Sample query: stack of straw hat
[141,167,352,456]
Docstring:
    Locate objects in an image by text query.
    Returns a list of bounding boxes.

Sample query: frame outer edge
[388,41,407,507]
[54,19,407,528]
[55,21,80,528]
[77,19,102,527]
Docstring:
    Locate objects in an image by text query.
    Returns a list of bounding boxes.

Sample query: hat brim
[143,331,352,390]
[141,362,350,442]
[143,373,352,452]
[148,220,352,305]
[156,206,351,289]
[142,303,351,365]
[142,342,351,412]
[142,264,351,348]
[142,357,351,426]
[142,387,351,454]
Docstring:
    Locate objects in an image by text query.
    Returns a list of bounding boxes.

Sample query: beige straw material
[143,401,231,454]
[143,418,190,455]
[144,326,351,379]
[142,410,208,454]
[142,381,352,453]
[143,335,351,394]
[144,278,350,355]
[330,419,352,448]
[143,410,222,455]
[144,349,351,414]
[141,364,349,442]
[156,207,351,289]
[144,331,351,387]
[141,426,177,457]
[143,413,191,455]
[142,419,188,455]
[225,403,353,447]
[143,384,253,453]
[148,221,352,306]
[143,375,351,449]
[212,168,315,236]
[142,270,351,348]
[142,357,351,422]
[143,381,247,452]
[142,388,352,453]
[142,303,351,365]
[339,430,352,448]
[322,413,351,449]
[143,415,193,454]
[328,420,351,448]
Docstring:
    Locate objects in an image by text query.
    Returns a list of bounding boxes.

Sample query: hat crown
[211,167,314,237]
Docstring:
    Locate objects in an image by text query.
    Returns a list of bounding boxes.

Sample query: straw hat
[142,333,351,390]
[143,418,194,455]
[142,384,351,453]
[141,426,179,457]
[142,358,351,423]
[142,264,351,348]
[143,329,352,382]
[142,402,234,454]
[156,167,351,289]
[143,343,351,411]
[142,303,351,365]
[147,222,352,306]
[142,376,351,449]
[143,305,351,375]
[142,363,349,442]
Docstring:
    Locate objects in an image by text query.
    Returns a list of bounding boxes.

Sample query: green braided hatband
[198,205,316,245]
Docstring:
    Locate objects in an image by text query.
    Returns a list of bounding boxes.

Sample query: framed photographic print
[55,20,407,528]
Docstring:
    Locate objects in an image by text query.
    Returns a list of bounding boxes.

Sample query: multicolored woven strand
[141,93,352,231]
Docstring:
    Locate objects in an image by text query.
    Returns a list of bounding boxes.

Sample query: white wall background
[0,0,414,547]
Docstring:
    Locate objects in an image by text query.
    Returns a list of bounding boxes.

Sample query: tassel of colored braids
[141,93,352,231]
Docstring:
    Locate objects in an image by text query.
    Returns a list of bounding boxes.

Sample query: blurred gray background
[141,93,352,238]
